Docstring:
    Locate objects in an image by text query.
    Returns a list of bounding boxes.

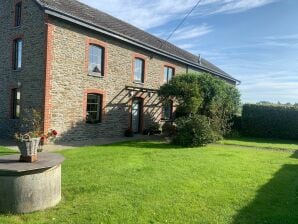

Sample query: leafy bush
[173,115,215,147]
[159,73,241,145]
[124,128,134,137]
[162,122,176,137]
[242,104,298,139]
[143,123,161,136]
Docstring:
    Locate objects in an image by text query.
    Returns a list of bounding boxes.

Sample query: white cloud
[78,0,278,30]
[170,24,213,41]
[265,34,298,40]
[210,0,277,14]
[176,43,198,50]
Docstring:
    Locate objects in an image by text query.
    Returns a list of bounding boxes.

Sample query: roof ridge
[34,0,238,82]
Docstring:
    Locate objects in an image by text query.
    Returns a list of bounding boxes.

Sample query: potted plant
[14,108,44,162]
[15,132,43,162]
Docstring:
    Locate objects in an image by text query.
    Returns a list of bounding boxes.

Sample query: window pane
[86,94,102,124]
[15,2,22,27]
[164,67,168,82]
[11,89,20,119]
[17,40,22,69]
[134,58,144,82]
[13,39,22,70]
[89,45,103,75]
[164,66,174,83]
[168,68,173,82]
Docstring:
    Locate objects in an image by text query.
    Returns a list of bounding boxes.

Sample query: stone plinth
[0,153,65,214]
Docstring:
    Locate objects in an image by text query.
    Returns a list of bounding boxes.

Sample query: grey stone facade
[0,0,236,142]
[0,0,46,138]
[48,17,187,141]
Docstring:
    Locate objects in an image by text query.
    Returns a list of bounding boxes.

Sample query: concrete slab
[0,153,64,174]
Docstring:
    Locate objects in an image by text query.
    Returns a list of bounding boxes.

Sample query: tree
[159,73,241,146]
[159,74,202,117]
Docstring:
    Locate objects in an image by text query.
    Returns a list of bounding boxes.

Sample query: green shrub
[230,115,242,132]
[159,73,241,141]
[162,122,176,137]
[242,104,298,139]
[173,115,215,147]
[143,123,161,136]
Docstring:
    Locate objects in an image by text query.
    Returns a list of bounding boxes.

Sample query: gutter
[42,7,240,84]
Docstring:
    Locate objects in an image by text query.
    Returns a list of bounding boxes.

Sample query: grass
[0,139,297,224]
[0,146,16,155]
[219,136,298,151]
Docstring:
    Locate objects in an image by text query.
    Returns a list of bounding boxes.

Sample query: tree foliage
[159,73,241,146]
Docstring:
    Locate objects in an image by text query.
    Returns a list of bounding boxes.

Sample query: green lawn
[0,140,297,224]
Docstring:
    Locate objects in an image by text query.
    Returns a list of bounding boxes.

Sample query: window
[13,38,23,70]
[134,58,145,83]
[162,101,173,120]
[11,88,21,119]
[15,2,22,27]
[86,94,102,124]
[88,44,104,76]
[164,66,175,83]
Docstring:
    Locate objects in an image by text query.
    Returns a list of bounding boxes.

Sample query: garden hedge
[241,104,298,139]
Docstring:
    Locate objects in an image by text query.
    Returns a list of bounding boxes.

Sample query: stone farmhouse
[0,0,239,141]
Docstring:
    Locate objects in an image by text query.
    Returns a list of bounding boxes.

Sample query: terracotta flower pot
[17,138,40,163]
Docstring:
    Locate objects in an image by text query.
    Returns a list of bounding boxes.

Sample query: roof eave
[42,7,240,84]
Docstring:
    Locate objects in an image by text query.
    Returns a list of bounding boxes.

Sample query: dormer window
[15,2,22,27]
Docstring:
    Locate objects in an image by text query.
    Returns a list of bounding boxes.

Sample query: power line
[166,0,203,41]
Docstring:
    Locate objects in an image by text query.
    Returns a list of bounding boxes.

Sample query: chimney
[198,54,202,65]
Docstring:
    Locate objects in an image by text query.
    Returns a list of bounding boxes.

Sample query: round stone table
[0,153,65,214]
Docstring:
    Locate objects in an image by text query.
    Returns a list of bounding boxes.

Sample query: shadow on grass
[233,151,298,224]
[227,136,298,147]
[104,140,185,150]
[291,150,298,159]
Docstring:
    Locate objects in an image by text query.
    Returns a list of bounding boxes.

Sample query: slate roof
[35,0,238,82]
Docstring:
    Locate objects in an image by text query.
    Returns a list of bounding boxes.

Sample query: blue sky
[79,0,298,103]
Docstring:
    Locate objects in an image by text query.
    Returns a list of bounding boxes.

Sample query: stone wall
[48,17,187,141]
[0,0,46,138]
[0,0,233,141]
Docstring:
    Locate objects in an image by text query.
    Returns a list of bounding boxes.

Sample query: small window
[13,38,23,70]
[164,66,175,83]
[11,88,21,119]
[86,94,102,124]
[162,101,173,120]
[134,58,145,83]
[89,45,104,76]
[15,2,22,27]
